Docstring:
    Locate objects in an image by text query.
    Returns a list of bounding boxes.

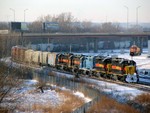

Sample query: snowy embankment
[82,78,144,103]
[54,71,146,103]
[1,79,91,113]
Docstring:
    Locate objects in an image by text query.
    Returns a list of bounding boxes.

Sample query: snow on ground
[1,80,64,111]
[1,79,91,112]
[82,77,144,102]
[73,91,91,102]
[55,70,146,103]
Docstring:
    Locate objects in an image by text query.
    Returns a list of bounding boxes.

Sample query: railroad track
[49,68,150,92]
[7,60,150,92]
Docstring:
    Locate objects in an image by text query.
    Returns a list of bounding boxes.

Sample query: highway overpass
[1,32,150,52]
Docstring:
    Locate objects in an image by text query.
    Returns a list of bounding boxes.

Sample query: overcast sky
[0,0,150,23]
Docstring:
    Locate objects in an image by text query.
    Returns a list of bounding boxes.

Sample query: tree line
[0,12,143,33]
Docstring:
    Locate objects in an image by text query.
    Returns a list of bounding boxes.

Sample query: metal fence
[31,69,100,113]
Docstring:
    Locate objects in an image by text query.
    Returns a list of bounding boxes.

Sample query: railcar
[110,58,138,82]
[56,53,73,70]
[32,51,41,65]
[19,47,27,62]
[48,52,58,67]
[25,49,34,64]
[11,46,27,62]
[92,56,112,77]
[80,55,95,75]
[130,45,141,56]
[39,52,49,66]
[69,54,84,73]
[11,46,17,61]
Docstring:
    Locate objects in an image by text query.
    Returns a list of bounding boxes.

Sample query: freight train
[11,46,139,83]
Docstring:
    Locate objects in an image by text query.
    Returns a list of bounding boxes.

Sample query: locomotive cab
[93,56,111,76]
[130,45,141,56]
[80,55,95,75]
[69,54,84,73]
[56,53,73,70]
[111,58,138,82]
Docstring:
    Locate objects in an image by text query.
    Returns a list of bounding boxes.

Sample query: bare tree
[0,22,9,30]
[0,61,24,112]
[100,22,121,33]
[57,12,75,32]
[28,21,43,33]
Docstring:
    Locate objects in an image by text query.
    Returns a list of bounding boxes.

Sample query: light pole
[24,9,28,22]
[10,8,15,21]
[136,6,141,30]
[124,6,129,31]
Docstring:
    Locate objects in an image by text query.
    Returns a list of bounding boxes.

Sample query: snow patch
[73,91,92,102]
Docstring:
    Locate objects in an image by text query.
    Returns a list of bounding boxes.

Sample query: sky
[0,0,150,23]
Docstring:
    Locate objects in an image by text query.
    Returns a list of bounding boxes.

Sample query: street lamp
[10,8,15,21]
[136,6,141,29]
[124,6,129,31]
[24,9,28,22]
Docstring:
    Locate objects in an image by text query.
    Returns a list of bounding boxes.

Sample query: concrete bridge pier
[133,36,143,53]
[148,36,150,56]
[94,38,98,53]
[86,38,90,53]
[137,36,143,53]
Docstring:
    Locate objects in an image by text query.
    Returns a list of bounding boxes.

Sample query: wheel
[96,72,101,78]
[113,75,118,81]
[120,76,126,82]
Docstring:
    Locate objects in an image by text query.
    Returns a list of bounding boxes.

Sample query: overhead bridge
[2,32,150,53]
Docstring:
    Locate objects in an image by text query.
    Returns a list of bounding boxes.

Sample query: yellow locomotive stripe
[95,64,104,68]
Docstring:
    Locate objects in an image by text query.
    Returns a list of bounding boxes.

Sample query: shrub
[87,96,140,113]
[133,93,150,113]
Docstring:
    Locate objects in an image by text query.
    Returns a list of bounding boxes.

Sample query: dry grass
[29,90,85,113]
[0,108,8,113]
[58,91,85,112]
[133,93,150,113]
[87,96,140,113]
[15,90,85,113]
[134,93,150,104]
[48,71,56,76]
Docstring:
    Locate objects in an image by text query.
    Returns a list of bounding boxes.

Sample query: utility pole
[124,6,129,31]
[10,8,15,21]
[136,6,141,31]
[24,9,28,22]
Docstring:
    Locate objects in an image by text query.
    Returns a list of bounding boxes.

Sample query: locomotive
[11,46,139,83]
[130,45,141,56]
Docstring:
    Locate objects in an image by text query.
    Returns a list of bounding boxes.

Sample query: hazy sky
[0,0,150,23]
